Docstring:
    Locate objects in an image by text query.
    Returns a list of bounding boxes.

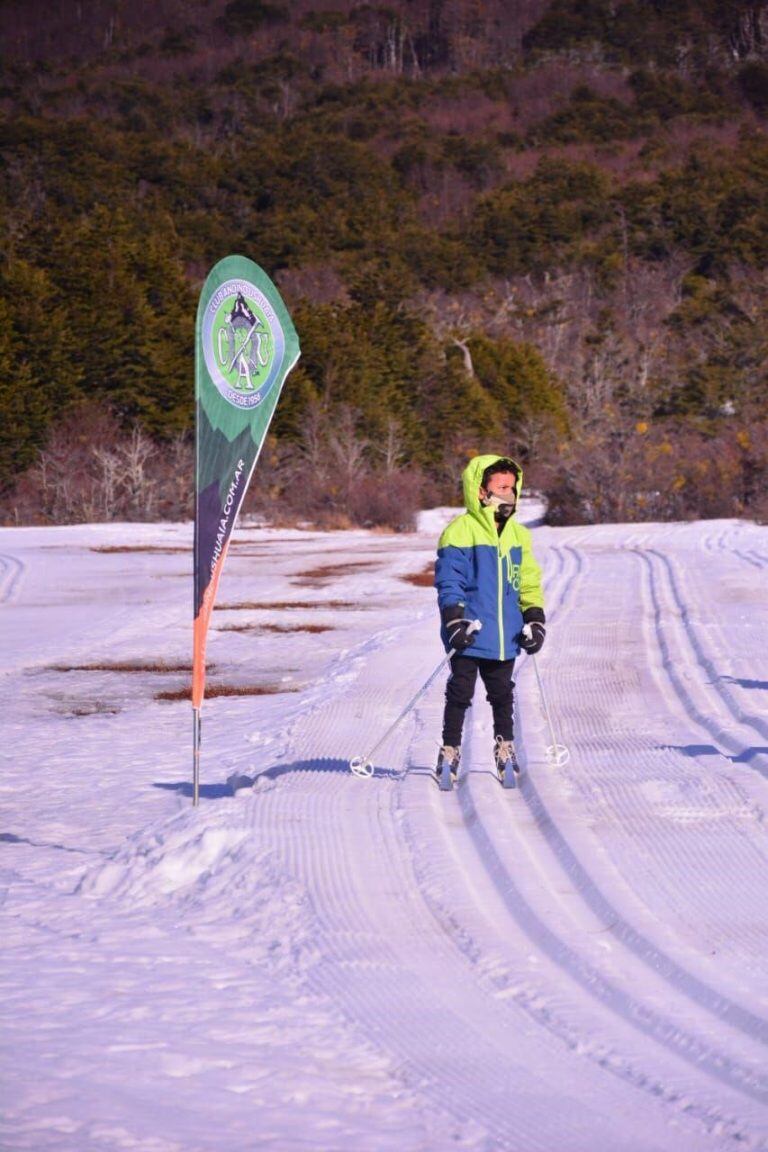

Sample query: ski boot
[494,736,521,790]
[436,745,461,791]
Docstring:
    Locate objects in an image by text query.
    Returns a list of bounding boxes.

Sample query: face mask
[482,492,516,519]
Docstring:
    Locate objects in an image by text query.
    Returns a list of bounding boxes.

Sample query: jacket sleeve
[435,531,470,613]
[518,526,544,615]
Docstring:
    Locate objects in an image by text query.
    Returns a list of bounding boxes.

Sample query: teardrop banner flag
[193,255,300,804]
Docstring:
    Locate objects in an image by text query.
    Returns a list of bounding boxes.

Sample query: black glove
[519,621,545,654]
[442,605,475,652]
[518,607,546,655]
[447,618,476,652]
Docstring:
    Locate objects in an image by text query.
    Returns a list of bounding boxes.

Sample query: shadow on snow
[153,756,404,800]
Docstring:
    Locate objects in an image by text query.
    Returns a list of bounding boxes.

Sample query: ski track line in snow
[403,720,764,1144]
[1,540,169,678]
[636,547,768,776]
[430,532,764,1142]
[624,541,768,967]
[255,727,660,1150]
[514,751,768,1070]
[531,539,768,1035]
[655,544,768,745]
[227,600,661,1152]
[298,725,599,1150]
[0,552,25,604]
[703,522,768,570]
[554,536,767,861]
[675,520,768,570]
[400,532,768,1141]
[549,535,767,787]
[716,521,768,569]
[459,744,768,1138]
[548,559,768,972]
[254,763,549,1149]
[732,550,766,571]
[184,521,766,1147]
[702,525,747,564]
[455,738,768,1101]
[478,539,768,1069]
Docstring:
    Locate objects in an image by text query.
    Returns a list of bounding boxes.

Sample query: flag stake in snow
[193,256,300,805]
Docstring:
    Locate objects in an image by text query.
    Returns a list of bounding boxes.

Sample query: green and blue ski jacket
[435,454,544,661]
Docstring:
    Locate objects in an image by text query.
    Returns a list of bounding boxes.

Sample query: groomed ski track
[2,512,768,1150]
[236,522,768,1149]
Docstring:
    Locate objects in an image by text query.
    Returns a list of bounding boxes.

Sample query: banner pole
[192,707,201,807]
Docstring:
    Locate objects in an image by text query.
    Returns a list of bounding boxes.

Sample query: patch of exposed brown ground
[401,563,434,587]
[156,684,298,702]
[47,661,197,674]
[90,546,190,554]
[216,623,333,634]
[215,600,357,611]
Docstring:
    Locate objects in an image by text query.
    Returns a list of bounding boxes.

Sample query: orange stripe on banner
[192,543,231,710]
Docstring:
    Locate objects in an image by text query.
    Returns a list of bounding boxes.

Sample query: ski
[500,761,518,789]
[496,743,522,789]
[438,758,454,791]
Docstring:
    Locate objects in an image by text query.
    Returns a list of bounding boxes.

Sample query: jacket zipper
[497,545,504,659]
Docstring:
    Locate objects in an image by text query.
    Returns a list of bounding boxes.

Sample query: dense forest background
[1,0,767,527]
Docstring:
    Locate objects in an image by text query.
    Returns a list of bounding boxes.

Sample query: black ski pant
[442,655,516,747]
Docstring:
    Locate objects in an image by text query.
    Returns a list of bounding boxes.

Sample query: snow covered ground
[2,503,768,1151]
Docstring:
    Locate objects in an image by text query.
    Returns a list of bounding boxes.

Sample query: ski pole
[349,619,482,778]
[529,651,570,767]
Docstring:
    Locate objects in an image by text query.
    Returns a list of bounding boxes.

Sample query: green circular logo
[203,279,285,409]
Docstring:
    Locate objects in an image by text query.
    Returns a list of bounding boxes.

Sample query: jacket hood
[462,453,524,518]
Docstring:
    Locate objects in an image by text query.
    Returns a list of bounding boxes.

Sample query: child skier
[434,454,545,785]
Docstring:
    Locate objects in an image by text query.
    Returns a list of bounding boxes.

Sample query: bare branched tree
[379,417,407,474]
[119,426,156,518]
[328,406,369,493]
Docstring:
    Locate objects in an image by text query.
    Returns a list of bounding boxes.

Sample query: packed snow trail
[0,551,24,604]
[1,511,767,1150]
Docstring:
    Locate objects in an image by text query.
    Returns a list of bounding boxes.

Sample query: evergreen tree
[0,297,43,494]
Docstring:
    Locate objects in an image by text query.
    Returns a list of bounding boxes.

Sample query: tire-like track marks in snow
[390,533,768,1145]
[0,552,24,604]
[453,541,768,1096]
[211,523,768,1149]
[398,761,761,1147]
[251,696,661,1151]
[519,541,768,1041]
[233,604,675,1151]
[637,547,768,774]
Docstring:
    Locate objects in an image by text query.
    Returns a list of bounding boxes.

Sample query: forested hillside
[1,0,767,526]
